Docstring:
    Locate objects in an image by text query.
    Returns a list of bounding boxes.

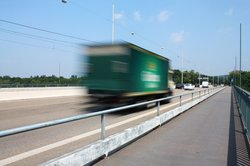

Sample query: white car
[184,83,195,90]
[202,81,209,88]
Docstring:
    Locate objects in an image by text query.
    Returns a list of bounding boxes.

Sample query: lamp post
[239,23,242,87]
[177,55,183,84]
[181,50,184,84]
[62,1,116,44]
[213,76,214,86]
[199,73,201,86]
[59,63,61,84]
[112,4,115,44]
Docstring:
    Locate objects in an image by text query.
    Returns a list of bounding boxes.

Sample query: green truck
[85,42,172,104]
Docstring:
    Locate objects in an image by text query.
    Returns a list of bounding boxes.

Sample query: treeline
[229,71,250,92]
[0,75,85,87]
[173,69,230,86]
[173,69,199,85]
[1,70,249,92]
[172,69,250,92]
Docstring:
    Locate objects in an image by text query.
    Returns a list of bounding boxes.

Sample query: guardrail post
[199,91,201,98]
[192,93,193,100]
[180,96,182,106]
[101,114,106,139]
[157,101,160,116]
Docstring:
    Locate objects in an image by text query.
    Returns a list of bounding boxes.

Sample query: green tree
[173,69,181,83]
[0,75,85,87]
[229,70,250,92]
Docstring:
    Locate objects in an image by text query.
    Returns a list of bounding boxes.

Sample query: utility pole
[59,63,61,84]
[235,56,237,85]
[199,73,201,86]
[213,76,214,86]
[239,23,242,87]
[181,55,183,84]
[112,4,115,44]
[179,49,183,84]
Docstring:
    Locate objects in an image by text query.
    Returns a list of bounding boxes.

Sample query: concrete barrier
[0,87,86,102]
[41,88,224,166]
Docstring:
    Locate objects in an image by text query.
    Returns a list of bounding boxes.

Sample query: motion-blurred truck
[85,42,173,104]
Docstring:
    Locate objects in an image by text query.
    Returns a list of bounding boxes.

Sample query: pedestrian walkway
[227,89,250,166]
[95,88,250,166]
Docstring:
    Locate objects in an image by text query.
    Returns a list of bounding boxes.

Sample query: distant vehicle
[202,81,209,88]
[184,83,195,90]
[168,70,175,90]
[194,84,200,87]
[169,80,176,90]
[85,42,173,104]
[176,83,184,89]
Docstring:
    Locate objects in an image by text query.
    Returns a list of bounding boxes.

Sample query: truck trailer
[85,42,172,104]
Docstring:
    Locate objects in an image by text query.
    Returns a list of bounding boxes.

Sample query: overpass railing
[234,86,250,142]
[0,87,220,138]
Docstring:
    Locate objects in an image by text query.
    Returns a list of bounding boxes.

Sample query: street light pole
[213,76,214,86]
[239,23,242,87]
[59,63,61,84]
[181,55,183,84]
[234,56,237,85]
[112,4,115,44]
[179,49,183,84]
[199,73,201,86]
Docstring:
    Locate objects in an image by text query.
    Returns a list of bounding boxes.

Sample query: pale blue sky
[0,0,249,77]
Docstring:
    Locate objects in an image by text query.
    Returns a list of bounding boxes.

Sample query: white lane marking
[0,96,195,166]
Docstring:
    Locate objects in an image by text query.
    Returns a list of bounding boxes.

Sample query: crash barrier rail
[0,84,81,88]
[0,87,221,138]
[234,86,250,143]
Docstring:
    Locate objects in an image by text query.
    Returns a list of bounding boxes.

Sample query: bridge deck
[96,88,250,166]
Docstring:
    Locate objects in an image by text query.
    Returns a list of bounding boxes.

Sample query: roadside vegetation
[229,71,250,92]
[173,69,230,86]
[173,69,199,85]
[0,75,85,88]
[173,69,250,92]
[1,70,249,92]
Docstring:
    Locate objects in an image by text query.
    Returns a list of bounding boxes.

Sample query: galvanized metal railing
[0,87,218,138]
[234,86,250,142]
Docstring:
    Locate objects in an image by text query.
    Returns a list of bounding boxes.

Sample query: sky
[0,0,249,77]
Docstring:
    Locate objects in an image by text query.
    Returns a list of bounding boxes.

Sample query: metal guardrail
[0,87,217,138]
[234,86,250,142]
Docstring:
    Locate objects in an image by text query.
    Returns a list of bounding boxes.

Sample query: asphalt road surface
[0,88,207,166]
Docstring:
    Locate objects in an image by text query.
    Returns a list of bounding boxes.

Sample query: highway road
[0,88,206,166]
